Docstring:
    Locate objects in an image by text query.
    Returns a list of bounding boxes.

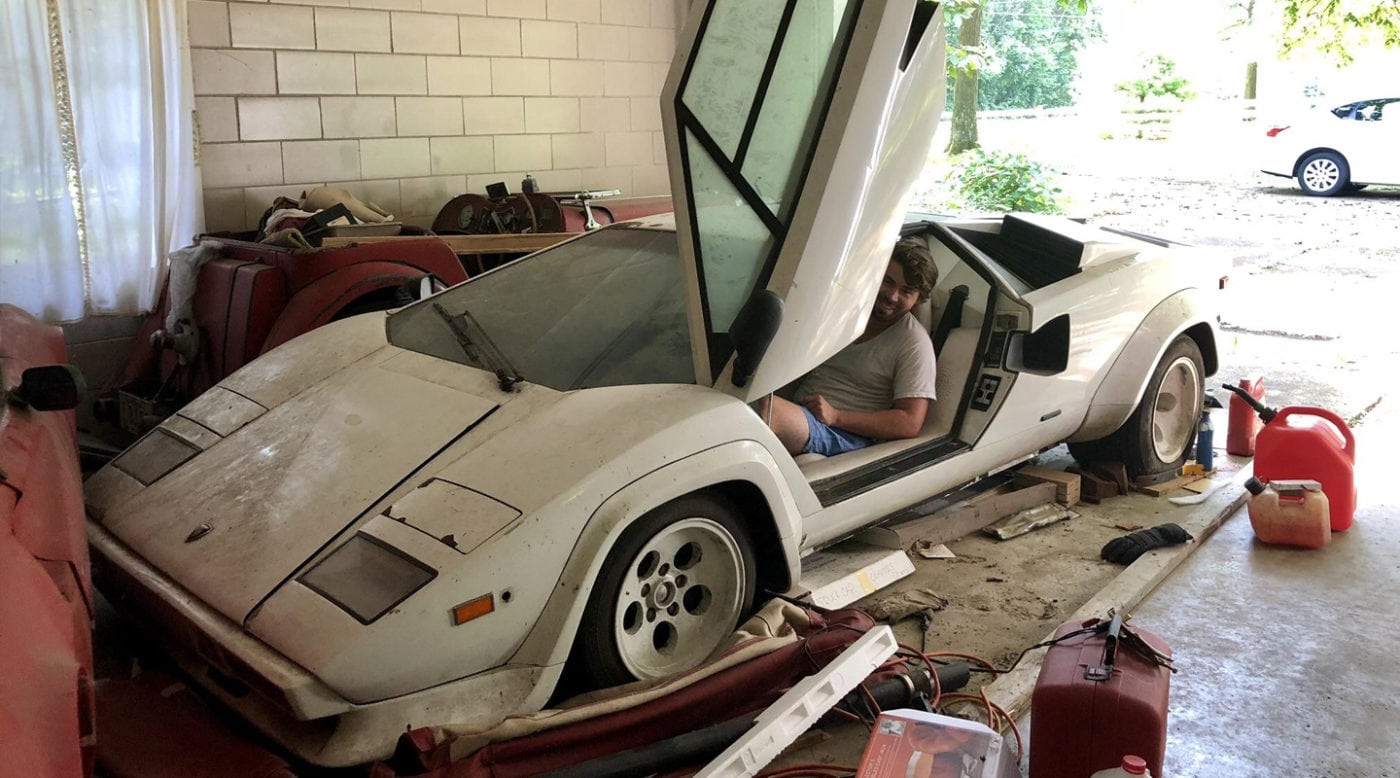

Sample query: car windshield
[387,225,694,391]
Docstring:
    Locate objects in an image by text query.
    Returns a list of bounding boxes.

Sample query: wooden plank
[1012,465,1081,507]
[1182,478,1215,494]
[889,482,1058,548]
[318,232,574,254]
[1133,471,1202,497]
[1087,461,1131,494]
[1080,471,1119,501]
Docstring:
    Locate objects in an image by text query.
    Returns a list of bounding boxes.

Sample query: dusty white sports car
[85,0,1224,768]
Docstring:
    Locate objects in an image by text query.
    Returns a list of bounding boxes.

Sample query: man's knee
[765,396,810,454]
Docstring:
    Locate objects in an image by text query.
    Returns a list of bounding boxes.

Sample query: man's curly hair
[891,237,938,301]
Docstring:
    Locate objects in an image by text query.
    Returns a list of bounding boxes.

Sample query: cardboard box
[857,709,1020,778]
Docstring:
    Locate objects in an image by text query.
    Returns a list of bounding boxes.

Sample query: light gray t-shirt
[795,313,937,416]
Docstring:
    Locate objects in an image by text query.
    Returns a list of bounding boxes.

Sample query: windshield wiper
[431,303,524,392]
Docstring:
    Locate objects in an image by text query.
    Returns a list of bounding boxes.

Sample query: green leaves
[1280,0,1400,65]
[953,149,1064,214]
[1114,55,1195,104]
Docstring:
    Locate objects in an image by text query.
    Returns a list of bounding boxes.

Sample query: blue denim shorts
[801,406,873,456]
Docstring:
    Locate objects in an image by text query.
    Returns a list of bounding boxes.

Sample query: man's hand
[801,396,930,442]
[802,394,841,427]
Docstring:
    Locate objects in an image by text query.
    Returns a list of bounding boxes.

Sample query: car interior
[786,223,1001,505]
[785,214,1088,506]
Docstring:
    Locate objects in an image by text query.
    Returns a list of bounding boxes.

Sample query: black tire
[1297,151,1350,196]
[1069,336,1204,478]
[574,494,756,688]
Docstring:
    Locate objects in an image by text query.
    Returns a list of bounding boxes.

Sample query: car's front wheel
[576,494,756,688]
[1297,151,1349,196]
[1070,335,1204,478]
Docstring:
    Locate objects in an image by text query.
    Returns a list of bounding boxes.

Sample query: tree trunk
[1244,61,1257,99]
[945,5,983,155]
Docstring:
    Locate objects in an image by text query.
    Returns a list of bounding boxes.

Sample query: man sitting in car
[762,237,939,456]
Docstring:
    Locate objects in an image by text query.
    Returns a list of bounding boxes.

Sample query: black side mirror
[1006,314,1070,376]
[729,290,783,388]
[8,365,85,411]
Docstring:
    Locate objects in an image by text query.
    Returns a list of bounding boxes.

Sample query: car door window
[676,0,858,374]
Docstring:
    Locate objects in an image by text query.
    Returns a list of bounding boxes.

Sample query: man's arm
[803,395,930,441]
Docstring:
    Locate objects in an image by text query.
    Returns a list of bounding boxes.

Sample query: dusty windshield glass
[387,226,693,391]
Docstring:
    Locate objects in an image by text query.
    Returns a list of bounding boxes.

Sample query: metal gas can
[1029,616,1172,778]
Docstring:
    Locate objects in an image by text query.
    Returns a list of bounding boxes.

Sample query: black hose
[1222,383,1278,423]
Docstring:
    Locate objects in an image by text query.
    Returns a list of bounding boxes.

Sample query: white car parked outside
[1260,97,1400,195]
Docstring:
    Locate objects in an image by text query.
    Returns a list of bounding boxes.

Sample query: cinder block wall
[189,0,681,232]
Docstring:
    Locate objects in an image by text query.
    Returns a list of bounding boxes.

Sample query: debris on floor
[373,603,970,778]
[885,481,1059,549]
[984,502,1078,540]
[912,541,956,559]
[863,588,950,622]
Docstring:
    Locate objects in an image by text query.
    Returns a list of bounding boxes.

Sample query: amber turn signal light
[451,594,494,626]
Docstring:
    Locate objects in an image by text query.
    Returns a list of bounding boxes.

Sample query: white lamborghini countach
[85,0,1224,767]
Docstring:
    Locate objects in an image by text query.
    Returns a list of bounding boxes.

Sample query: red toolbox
[1029,615,1173,778]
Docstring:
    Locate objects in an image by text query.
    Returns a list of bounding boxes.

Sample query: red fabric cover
[382,608,876,778]
[94,673,297,778]
[0,305,94,778]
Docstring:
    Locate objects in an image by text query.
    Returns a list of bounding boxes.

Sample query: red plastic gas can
[1029,618,1172,778]
[1253,406,1356,532]
[1226,378,1265,456]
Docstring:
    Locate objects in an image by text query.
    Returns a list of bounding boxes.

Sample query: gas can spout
[1223,383,1277,423]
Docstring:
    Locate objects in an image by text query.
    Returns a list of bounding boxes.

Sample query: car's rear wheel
[1069,336,1204,478]
[576,494,756,688]
[1297,151,1349,196]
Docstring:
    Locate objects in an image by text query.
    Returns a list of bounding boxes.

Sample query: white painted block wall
[188,0,682,231]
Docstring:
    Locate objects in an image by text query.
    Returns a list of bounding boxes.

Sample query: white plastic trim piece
[694,624,900,778]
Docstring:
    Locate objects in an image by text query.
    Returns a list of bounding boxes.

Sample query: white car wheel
[1298,151,1349,197]
[577,495,756,687]
[1070,336,1204,477]
[1149,351,1202,464]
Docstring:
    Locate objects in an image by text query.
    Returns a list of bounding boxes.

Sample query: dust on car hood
[101,349,504,624]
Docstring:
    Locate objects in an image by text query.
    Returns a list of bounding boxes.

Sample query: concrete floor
[1122,404,1400,778]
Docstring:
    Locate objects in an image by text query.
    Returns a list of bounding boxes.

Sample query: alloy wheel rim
[1303,159,1340,192]
[612,517,746,680]
[1151,356,1202,463]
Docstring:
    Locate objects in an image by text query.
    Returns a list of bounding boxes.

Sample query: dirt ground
[775,116,1400,768]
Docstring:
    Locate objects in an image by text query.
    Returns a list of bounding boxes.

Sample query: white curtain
[0,0,201,323]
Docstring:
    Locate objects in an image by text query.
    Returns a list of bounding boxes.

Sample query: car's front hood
[102,349,501,624]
